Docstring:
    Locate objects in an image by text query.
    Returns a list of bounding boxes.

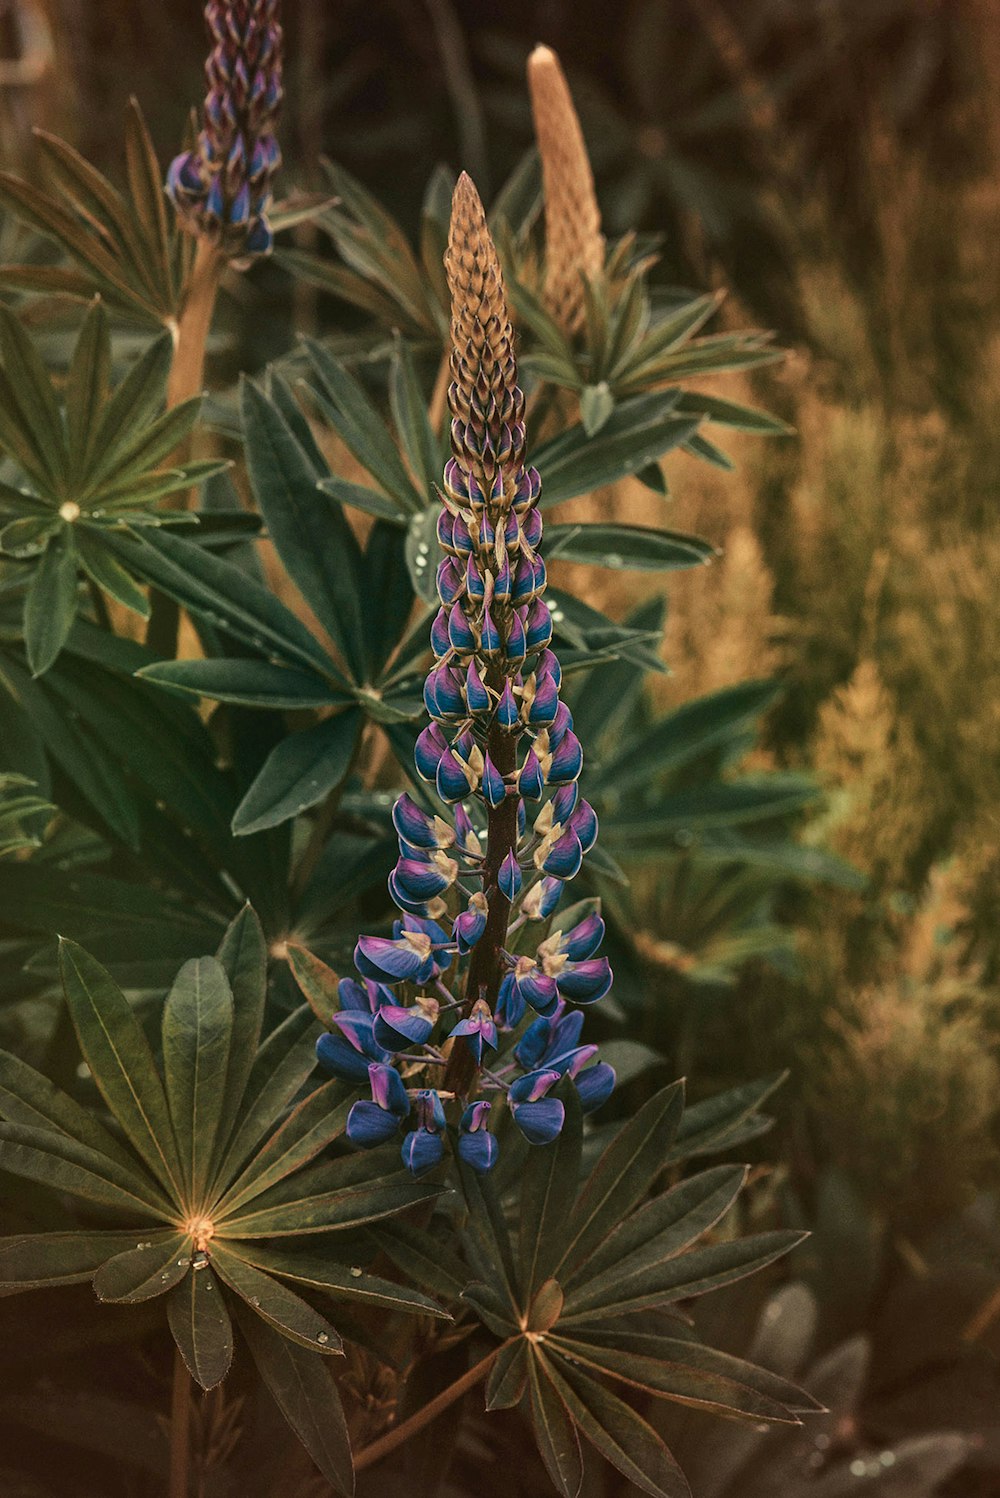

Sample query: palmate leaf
[0,102,183,323]
[0,915,448,1467]
[452,1081,809,1494]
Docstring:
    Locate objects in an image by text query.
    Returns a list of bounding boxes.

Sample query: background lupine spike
[166,0,283,260]
[527,44,605,338]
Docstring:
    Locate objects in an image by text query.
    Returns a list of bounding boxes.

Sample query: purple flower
[509,1070,565,1144]
[346,1062,411,1147]
[401,1090,447,1175]
[451,999,498,1064]
[458,1101,498,1173]
[166,0,282,259]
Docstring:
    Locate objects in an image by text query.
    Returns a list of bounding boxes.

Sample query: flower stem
[353,1347,498,1472]
[168,1344,193,1498]
[166,237,224,422]
[147,237,224,656]
[444,717,518,1097]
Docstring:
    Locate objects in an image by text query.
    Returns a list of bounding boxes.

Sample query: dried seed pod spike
[528,44,604,338]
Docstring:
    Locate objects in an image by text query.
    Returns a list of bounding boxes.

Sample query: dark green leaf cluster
[0,299,227,674]
[0,103,191,326]
[380,1080,815,1498]
[0,909,445,1493]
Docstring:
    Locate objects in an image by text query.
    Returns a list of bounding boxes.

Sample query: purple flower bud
[481,753,506,809]
[355,933,434,986]
[430,608,451,658]
[480,609,501,655]
[498,849,523,901]
[519,748,545,800]
[401,1126,445,1175]
[414,723,447,781]
[465,660,490,714]
[458,1100,498,1172]
[454,893,489,953]
[437,748,473,803]
[547,731,583,785]
[497,680,519,731]
[528,672,560,726]
[451,999,498,1064]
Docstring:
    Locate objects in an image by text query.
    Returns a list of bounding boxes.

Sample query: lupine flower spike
[527,44,604,338]
[317,173,614,1172]
[167,0,283,261]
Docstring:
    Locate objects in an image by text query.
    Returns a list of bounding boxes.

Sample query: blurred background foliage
[1,0,1000,1494]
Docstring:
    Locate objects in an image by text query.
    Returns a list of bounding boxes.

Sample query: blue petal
[401,1128,445,1175]
[374,1005,436,1051]
[316,1032,373,1085]
[457,1128,499,1173]
[347,1099,402,1147]
[575,1062,616,1114]
[511,1097,565,1145]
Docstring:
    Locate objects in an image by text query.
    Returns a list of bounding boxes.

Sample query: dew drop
[849,1460,867,1479]
[349,1267,363,1278]
[317,1332,329,1344]
[879,1452,896,1468]
[250,1296,260,1307]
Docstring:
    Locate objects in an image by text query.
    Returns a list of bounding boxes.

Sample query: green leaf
[241,379,366,680]
[389,339,440,493]
[486,1340,529,1411]
[317,475,407,524]
[552,1335,808,1423]
[214,905,268,1156]
[25,534,78,676]
[167,1265,233,1390]
[560,1230,807,1322]
[213,1006,321,1189]
[108,528,337,677]
[593,679,783,798]
[673,390,793,436]
[136,656,345,710]
[88,398,202,493]
[232,708,362,836]
[0,1230,147,1289]
[666,1074,785,1164]
[528,1353,583,1498]
[545,522,715,571]
[123,99,174,305]
[93,1231,192,1303]
[519,1081,582,1297]
[0,1047,144,1176]
[217,1084,351,1217]
[0,514,57,556]
[545,1356,691,1498]
[83,332,173,483]
[76,531,150,617]
[605,777,818,843]
[557,1083,685,1279]
[535,399,698,507]
[565,1165,748,1297]
[216,1174,442,1239]
[58,939,185,1203]
[405,503,443,605]
[369,1219,469,1303]
[0,303,67,485]
[286,943,341,1026]
[579,382,615,436]
[66,299,111,470]
[0,1122,170,1219]
[236,1244,448,1318]
[162,957,234,1205]
[303,338,421,511]
[236,1302,354,1496]
[211,1244,342,1353]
